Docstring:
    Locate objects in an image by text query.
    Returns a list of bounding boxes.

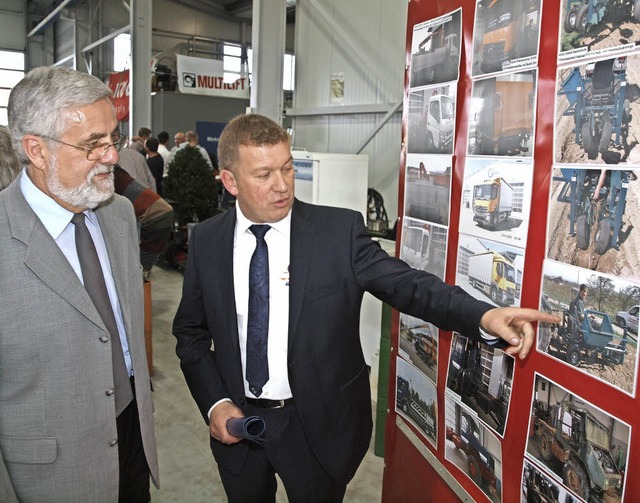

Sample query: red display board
[383,0,640,501]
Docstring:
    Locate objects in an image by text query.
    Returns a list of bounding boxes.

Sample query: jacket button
[99,336,109,343]
[109,438,118,447]
[105,389,115,396]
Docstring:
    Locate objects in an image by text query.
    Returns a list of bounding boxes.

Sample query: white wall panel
[292,0,407,227]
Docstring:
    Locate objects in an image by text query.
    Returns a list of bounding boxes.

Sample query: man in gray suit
[0,66,159,501]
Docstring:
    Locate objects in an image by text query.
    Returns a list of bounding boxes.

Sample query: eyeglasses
[41,134,128,161]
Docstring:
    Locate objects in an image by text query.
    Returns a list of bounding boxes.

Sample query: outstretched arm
[480,307,560,359]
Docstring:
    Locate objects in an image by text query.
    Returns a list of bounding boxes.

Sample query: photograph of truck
[404,153,451,226]
[467,70,536,157]
[456,233,524,308]
[446,333,514,436]
[445,394,503,502]
[521,458,580,503]
[559,0,640,63]
[400,216,447,281]
[396,356,438,446]
[459,157,534,246]
[407,86,456,154]
[538,260,639,396]
[526,375,629,503]
[410,8,461,88]
[471,0,541,76]
[554,55,639,166]
[546,167,640,280]
[398,313,438,384]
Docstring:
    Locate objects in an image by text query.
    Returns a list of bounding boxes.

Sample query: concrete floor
[147,264,385,502]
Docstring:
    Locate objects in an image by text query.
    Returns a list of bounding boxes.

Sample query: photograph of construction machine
[396,356,438,445]
[538,261,639,396]
[410,8,461,87]
[471,0,541,76]
[526,375,629,503]
[398,313,439,384]
[550,168,633,257]
[404,154,451,226]
[459,157,533,246]
[560,0,640,59]
[445,396,502,503]
[457,234,524,308]
[468,70,536,157]
[447,333,513,436]
[546,167,640,280]
[407,87,456,154]
[556,56,633,165]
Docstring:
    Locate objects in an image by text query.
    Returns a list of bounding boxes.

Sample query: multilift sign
[177,54,250,99]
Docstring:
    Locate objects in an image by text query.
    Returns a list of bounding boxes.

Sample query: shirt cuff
[207,398,232,422]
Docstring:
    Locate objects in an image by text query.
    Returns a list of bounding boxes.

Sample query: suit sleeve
[0,455,18,503]
[348,211,498,343]
[172,226,229,422]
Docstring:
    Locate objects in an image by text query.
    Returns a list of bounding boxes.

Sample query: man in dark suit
[172,114,558,502]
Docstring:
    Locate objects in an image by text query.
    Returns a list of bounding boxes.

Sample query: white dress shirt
[20,171,133,375]
[234,204,292,399]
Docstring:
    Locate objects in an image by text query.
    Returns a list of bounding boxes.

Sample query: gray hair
[0,126,21,191]
[8,66,113,165]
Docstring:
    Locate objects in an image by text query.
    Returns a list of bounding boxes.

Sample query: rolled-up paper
[226,416,266,443]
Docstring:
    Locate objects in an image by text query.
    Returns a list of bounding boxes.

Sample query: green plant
[163,146,218,224]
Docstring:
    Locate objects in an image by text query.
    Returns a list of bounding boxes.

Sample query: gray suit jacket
[0,177,159,502]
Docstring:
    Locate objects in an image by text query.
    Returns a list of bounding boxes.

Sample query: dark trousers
[116,396,150,503]
[217,402,346,503]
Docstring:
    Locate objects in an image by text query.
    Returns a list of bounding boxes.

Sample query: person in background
[118,135,157,192]
[570,284,588,323]
[157,131,171,173]
[0,66,158,502]
[145,137,164,196]
[114,165,174,280]
[167,131,186,167]
[185,130,213,170]
[129,126,151,156]
[0,126,21,191]
[172,113,559,502]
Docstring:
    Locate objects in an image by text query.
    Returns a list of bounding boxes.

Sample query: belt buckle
[272,399,286,408]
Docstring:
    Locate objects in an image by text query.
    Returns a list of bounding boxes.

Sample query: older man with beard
[0,66,158,502]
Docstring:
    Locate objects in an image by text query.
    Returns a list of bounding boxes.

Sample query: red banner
[108,70,129,122]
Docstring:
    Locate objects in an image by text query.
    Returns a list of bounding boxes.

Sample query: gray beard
[46,157,115,209]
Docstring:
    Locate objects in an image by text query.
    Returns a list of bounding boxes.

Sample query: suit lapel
[5,180,107,331]
[288,200,315,351]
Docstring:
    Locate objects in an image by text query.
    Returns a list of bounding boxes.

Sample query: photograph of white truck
[472,177,513,229]
[407,88,456,154]
[456,234,523,308]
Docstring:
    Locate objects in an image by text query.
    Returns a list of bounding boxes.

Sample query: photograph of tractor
[445,398,502,502]
[539,264,639,395]
[527,376,629,503]
[563,0,640,36]
[557,56,631,164]
[551,168,632,255]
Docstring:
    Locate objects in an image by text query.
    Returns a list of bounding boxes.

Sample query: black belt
[246,397,293,409]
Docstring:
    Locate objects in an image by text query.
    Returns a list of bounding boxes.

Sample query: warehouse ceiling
[28,0,296,23]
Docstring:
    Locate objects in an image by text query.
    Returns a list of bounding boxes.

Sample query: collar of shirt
[234,202,291,239]
[20,170,99,238]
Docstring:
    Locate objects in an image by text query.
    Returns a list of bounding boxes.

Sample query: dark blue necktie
[247,224,270,397]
